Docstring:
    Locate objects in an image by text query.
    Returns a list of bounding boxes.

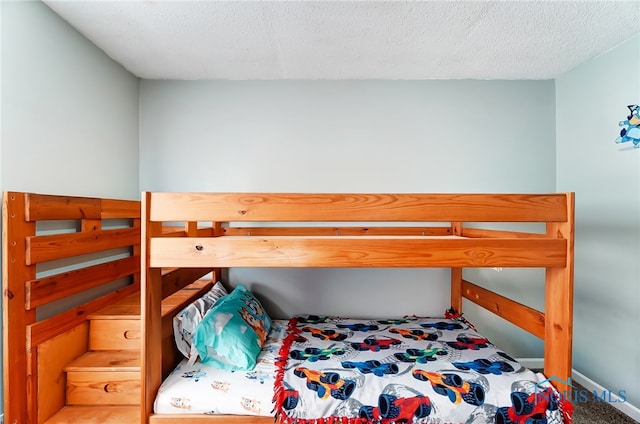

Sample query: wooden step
[50,280,216,418]
[45,405,140,423]
[89,319,141,350]
[66,370,140,405]
[65,350,140,372]
[88,292,140,320]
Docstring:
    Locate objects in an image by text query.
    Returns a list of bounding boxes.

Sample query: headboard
[141,192,574,421]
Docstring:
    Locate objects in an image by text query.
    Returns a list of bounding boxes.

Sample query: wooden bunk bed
[141,192,575,424]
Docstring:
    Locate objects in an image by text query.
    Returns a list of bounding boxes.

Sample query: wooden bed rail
[148,192,569,222]
[142,192,575,422]
[2,192,141,424]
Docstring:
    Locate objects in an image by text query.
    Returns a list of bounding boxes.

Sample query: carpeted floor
[571,381,638,424]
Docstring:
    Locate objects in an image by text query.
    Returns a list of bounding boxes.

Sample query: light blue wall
[556,35,640,408]
[140,79,556,357]
[1,1,139,198]
[0,0,139,415]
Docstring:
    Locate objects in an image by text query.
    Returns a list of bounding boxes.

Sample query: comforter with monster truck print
[273,315,571,424]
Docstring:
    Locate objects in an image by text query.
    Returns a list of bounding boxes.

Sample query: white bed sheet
[154,319,288,416]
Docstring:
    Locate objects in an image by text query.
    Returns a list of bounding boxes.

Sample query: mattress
[155,315,570,423]
[154,319,289,416]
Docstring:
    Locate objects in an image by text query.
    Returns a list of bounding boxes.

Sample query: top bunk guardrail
[143,192,572,269]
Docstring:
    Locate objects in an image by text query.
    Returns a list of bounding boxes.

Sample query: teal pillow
[192,285,272,370]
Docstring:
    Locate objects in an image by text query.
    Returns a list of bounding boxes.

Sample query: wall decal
[615,104,640,148]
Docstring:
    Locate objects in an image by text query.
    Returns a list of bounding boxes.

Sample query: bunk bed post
[544,192,575,392]
[212,221,224,283]
[451,267,462,313]
[2,192,36,424]
[141,192,163,424]
[450,267,463,312]
[132,215,142,288]
[450,222,463,312]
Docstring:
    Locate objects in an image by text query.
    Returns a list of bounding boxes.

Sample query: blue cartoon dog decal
[615,104,640,147]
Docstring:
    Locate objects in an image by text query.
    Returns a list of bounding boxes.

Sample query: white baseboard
[516,357,640,422]
[517,357,544,369]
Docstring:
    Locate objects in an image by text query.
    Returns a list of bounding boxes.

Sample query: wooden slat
[24,194,139,221]
[162,223,451,237]
[26,256,140,309]
[461,279,545,339]
[149,192,569,223]
[89,292,140,320]
[27,283,140,348]
[101,198,140,219]
[3,191,36,424]
[161,226,187,237]
[25,193,101,221]
[149,237,567,268]
[161,280,213,317]
[461,228,545,239]
[223,226,451,237]
[544,192,575,392]
[26,227,140,264]
[161,268,215,299]
[161,227,215,237]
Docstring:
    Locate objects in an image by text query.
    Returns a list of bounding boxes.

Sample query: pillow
[173,281,228,360]
[192,284,272,371]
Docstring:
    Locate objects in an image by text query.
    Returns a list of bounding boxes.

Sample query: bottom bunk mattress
[154,319,289,415]
[155,315,571,423]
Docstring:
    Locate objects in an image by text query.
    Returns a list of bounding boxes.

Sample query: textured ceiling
[43,0,640,80]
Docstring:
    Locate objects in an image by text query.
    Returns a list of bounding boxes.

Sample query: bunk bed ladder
[44,276,213,423]
[44,293,141,423]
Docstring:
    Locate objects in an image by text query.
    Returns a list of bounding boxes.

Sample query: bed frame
[141,192,575,424]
